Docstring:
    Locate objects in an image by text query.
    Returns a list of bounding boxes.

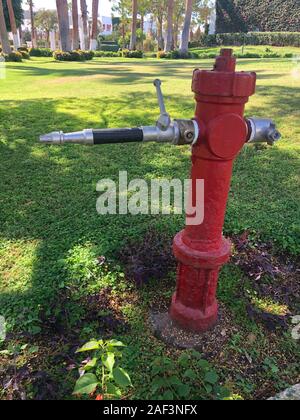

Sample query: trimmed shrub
[157,50,199,60]
[19,50,30,59]
[98,44,119,52]
[29,48,53,57]
[157,51,167,59]
[1,52,23,62]
[121,49,143,58]
[18,46,29,53]
[94,51,119,58]
[190,32,300,48]
[53,50,94,62]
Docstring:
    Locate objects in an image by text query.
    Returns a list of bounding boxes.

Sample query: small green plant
[73,339,132,400]
[150,352,230,400]
[63,244,126,293]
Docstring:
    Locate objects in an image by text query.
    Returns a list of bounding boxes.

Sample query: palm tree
[90,0,99,50]
[129,0,138,51]
[0,0,11,54]
[72,0,79,49]
[56,0,71,51]
[27,0,37,48]
[7,0,20,48]
[80,0,88,50]
[165,0,174,52]
[180,0,193,56]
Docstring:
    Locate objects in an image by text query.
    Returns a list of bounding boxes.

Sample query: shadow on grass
[7,59,211,85]
[0,93,191,331]
[0,86,299,335]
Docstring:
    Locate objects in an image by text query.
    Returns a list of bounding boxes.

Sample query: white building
[100,16,113,36]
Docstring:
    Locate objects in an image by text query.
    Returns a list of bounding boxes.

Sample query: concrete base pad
[149,305,232,354]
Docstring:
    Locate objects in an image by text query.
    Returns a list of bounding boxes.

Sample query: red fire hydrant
[40,49,281,335]
[170,49,257,332]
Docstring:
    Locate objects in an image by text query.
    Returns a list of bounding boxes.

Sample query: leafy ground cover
[0,53,299,400]
[189,45,300,57]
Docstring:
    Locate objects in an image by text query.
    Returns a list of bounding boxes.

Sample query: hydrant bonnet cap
[192,49,256,99]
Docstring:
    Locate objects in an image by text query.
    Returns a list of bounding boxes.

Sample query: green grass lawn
[0,54,299,400]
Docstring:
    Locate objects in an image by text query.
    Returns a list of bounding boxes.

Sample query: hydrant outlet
[246,118,282,146]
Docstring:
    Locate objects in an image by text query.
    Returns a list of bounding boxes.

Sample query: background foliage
[3,0,23,32]
[216,0,300,33]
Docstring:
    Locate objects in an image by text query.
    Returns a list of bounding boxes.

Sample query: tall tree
[173,0,185,49]
[165,0,174,52]
[35,9,58,48]
[150,1,167,51]
[27,0,37,47]
[6,0,19,47]
[72,0,79,49]
[129,0,137,50]
[3,0,23,31]
[56,0,71,51]
[0,0,11,53]
[80,0,88,50]
[180,0,193,55]
[111,0,131,48]
[90,0,99,50]
[138,0,150,38]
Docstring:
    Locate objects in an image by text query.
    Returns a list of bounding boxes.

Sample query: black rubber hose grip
[93,128,144,145]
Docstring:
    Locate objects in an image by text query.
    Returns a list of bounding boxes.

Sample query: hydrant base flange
[170,232,231,332]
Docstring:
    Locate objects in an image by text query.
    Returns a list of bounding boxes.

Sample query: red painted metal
[170,49,257,332]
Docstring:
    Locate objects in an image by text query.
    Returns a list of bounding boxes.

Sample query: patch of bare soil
[149,303,235,357]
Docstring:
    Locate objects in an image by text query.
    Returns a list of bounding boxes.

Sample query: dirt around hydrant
[149,303,234,357]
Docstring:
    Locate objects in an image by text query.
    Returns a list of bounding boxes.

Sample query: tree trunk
[56,0,71,51]
[173,22,178,49]
[165,0,174,52]
[90,0,99,50]
[157,16,164,51]
[28,0,37,48]
[80,0,88,50]
[7,0,20,48]
[180,0,193,56]
[0,0,11,54]
[72,0,79,50]
[129,0,137,50]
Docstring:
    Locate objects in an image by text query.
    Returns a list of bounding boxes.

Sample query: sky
[22,0,112,17]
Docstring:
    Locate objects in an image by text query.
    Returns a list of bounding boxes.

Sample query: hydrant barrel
[170,49,257,332]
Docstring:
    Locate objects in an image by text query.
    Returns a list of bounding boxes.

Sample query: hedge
[29,48,53,57]
[216,0,300,33]
[98,44,120,52]
[0,51,23,62]
[157,50,199,59]
[189,32,300,48]
[94,51,120,58]
[121,50,144,58]
[53,50,94,61]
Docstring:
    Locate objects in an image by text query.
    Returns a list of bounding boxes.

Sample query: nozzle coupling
[246,118,281,146]
[40,129,94,145]
[40,120,199,147]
